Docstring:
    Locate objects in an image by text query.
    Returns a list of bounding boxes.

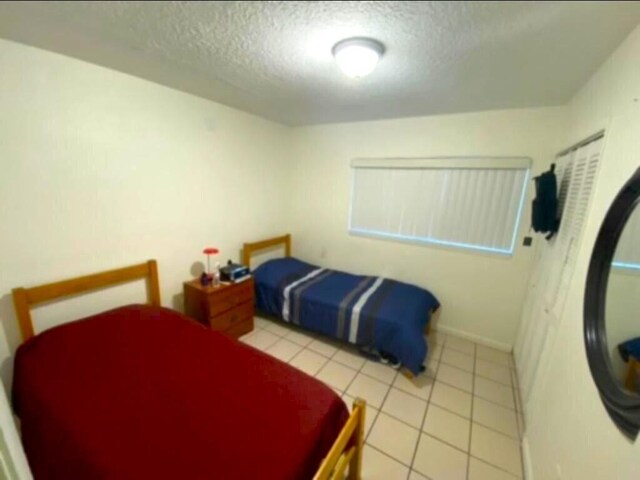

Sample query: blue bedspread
[253,257,440,375]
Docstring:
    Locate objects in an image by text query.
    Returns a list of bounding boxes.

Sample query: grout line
[408,339,442,473]
[471,419,520,441]
[263,321,524,478]
[435,376,474,395]
[468,453,522,479]
[428,398,472,422]
[467,342,477,480]
[420,430,471,457]
[509,357,527,480]
[366,442,414,471]
[474,371,513,388]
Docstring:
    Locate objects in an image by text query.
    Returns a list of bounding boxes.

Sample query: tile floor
[240,316,526,480]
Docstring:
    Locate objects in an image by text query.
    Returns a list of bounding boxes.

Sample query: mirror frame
[585,166,640,439]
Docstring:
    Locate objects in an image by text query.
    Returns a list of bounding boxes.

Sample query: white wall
[288,108,566,349]
[522,25,640,480]
[0,38,291,391]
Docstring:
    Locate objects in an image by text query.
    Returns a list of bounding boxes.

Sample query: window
[348,157,531,255]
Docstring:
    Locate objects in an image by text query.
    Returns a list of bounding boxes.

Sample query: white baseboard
[434,325,512,352]
[522,436,534,480]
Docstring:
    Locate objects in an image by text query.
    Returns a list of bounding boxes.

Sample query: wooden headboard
[242,234,291,268]
[12,260,161,343]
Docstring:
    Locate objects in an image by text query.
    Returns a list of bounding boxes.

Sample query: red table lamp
[203,247,219,278]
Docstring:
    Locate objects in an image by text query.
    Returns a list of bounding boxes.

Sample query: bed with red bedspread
[13,304,348,480]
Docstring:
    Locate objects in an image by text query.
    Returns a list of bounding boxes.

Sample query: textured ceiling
[1,1,639,126]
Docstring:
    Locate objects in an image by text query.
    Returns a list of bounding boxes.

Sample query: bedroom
[0,1,639,479]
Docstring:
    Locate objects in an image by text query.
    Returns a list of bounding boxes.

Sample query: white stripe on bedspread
[349,277,384,343]
[282,268,326,322]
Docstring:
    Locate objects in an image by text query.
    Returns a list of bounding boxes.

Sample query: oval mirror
[585,167,640,438]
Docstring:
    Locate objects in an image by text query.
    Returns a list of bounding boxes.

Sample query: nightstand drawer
[209,301,253,331]
[224,318,254,339]
[208,280,254,316]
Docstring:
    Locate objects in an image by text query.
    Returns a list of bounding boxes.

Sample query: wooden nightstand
[183,278,255,339]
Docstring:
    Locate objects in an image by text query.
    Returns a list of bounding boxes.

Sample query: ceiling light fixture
[332,37,385,78]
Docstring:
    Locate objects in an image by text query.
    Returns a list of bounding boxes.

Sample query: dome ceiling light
[332,37,385,78]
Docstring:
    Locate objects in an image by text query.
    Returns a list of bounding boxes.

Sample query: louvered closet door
[551,140,602,317]
[514,137,603,427]
[514,152,573,408]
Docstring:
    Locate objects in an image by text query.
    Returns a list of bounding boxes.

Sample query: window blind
[349,158,530,255]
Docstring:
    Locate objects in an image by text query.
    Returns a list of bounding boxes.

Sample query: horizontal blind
[614,206,640,268]
[349,165,529,254]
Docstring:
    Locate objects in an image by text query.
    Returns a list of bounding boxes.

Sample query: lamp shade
[203,247,219,255]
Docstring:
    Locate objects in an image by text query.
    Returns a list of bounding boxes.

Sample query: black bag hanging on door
[532,164,559,240]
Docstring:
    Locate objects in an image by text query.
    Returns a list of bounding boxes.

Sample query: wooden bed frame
[12,259,161,343]
[11,258,365,480]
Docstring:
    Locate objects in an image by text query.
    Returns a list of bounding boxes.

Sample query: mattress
[13,304,348,480]
[254,257,440,374]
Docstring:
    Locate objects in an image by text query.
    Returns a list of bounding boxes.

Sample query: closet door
[514,152,573,408]
[514,137,603,426]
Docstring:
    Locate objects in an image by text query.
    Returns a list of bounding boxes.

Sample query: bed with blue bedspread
[253,257,440,375]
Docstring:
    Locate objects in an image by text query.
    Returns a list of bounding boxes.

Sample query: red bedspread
[13,305,348,480]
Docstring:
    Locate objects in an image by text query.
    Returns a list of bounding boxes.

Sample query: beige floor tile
[361,360,398,384]
[283,329,315,347]
[343,394,378,437]
[289,349,328,376]
[263,321,292,337]
[445,335,476,355]
[362,445,410,480]
[517,413,526,439]
[346,373,390,409]
[515,386,524,412]
[511,369,520,390]
[333,348,367,370]
[474,376,516,410]
[422,404,470,451]
[441,348,475,373]
[476,359,512,386]
[242,329,280,350]
[253,316,270,329]
[424,358,439,379]
[429,343,443,361]
[381,388,428,428]
[238,331,254,343]
[476,345,512,368]
[392,372,435,401]
[430,382,472,418]
[473,397,518,438]
[368,413,420,465]
[428,330,447,346]
[409,470,429,480]
[307,338,340,358]
[413,433,468,480]
[471,424,522,477]
[437,364,473,392]
[316,360,358,392]
[468,457,519,480]
[265,338,304,362]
